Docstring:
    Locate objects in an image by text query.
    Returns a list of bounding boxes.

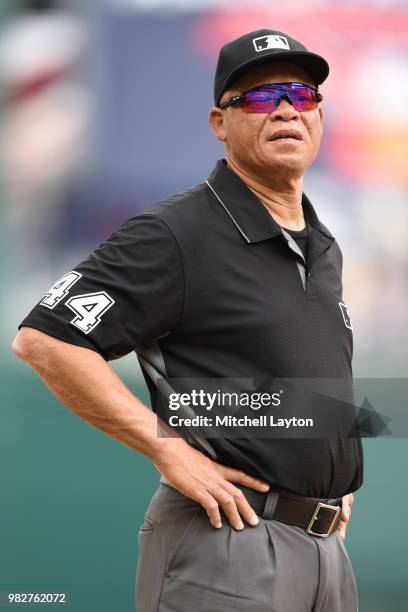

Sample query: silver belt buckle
[306,502,341,538]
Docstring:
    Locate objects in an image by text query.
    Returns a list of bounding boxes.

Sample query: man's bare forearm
[12,327,271,530]
[12,327,175,461]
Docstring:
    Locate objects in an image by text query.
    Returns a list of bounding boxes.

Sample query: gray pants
[135,482,358,611]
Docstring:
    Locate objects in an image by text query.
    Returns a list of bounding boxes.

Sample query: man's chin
[261,156,307,175]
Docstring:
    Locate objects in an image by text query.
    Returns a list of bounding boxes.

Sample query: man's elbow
[12,327,48,363]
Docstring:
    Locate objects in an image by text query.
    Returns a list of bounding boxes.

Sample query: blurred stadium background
[0,0,407,610]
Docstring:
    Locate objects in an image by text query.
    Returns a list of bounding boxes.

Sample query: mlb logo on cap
[253,35,290,52]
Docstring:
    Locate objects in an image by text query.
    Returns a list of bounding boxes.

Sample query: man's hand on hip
[151,437,269,531]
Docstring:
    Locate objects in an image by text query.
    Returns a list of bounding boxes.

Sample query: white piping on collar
[280,227,306,290]
[205,179,251,244]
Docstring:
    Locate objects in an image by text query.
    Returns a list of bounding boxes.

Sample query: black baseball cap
[214,29,329,106]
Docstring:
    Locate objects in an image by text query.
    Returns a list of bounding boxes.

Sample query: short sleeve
[18,213,184,360]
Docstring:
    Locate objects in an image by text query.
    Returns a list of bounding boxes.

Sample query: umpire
[13,29,363,612]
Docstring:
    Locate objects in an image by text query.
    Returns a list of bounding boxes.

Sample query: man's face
[209,61,324,180]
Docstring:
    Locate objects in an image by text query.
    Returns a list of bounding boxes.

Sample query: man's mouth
[269,129,303,141]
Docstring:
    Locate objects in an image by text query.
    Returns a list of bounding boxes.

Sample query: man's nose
[270,95,300,120]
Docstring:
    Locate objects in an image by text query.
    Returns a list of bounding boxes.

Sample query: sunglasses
[219,82,323,113]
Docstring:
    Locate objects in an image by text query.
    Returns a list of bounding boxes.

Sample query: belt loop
[262,490,279,520]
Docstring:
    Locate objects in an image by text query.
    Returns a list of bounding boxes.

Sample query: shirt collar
[206,159,334,244]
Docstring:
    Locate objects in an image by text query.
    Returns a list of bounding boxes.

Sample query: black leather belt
[240,484,342,538]
[159,476,342,538]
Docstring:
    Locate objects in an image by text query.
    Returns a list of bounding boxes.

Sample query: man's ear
[319,104,324,136]
[208,107,227,143]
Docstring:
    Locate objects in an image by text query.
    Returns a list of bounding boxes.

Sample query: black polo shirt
[19,158,363,498]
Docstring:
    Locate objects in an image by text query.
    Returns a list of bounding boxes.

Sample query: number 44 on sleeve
[40,271,115,335]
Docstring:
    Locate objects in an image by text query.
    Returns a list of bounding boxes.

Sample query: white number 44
[40,271,115,334]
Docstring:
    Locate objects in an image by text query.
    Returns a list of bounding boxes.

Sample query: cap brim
[218,51,329,106]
